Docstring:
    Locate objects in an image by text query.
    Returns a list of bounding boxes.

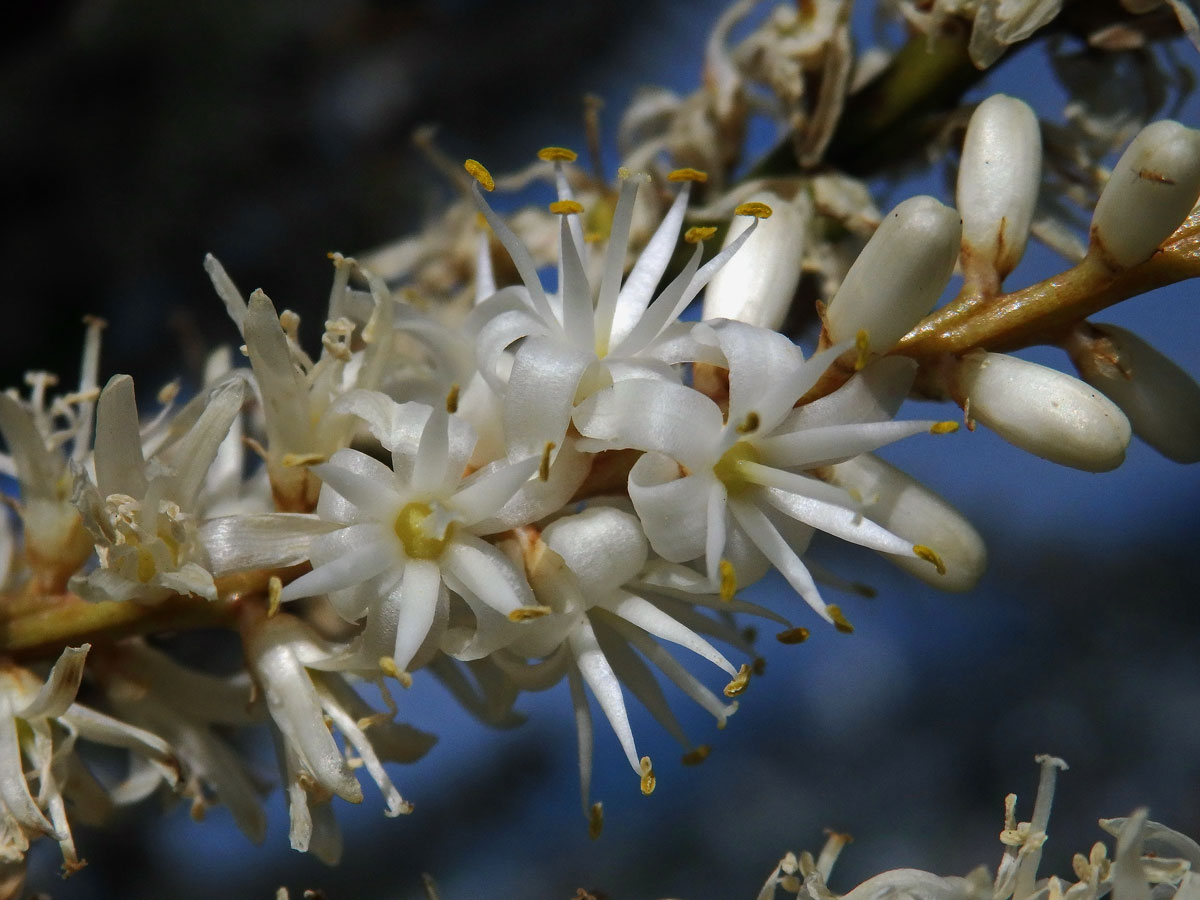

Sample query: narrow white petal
[503,336,593,460]
[696,319,804,430]
[569,619,640,773]
[244,290,310,452]
[594,175,646,350]
[278,534,395,603]
[310,458,403,521]
[778,355,916,432]
[728,499,830,621]
[610,242,703,358]
[753,477,914,556]
[390,559,443,673]
[0,696,61,838]
[757,419,940,470]
[574,379,723,471]
[200,513,340,575]
[566,659,595,817]
[598,591,737,676]
[0,394,62,500]
[411,405,451,494]
[95,374,148,499]
[558,216,595,351]
[18,645,88,721]
[442,532,532,616]
[168,379,246,509]
[204,254,248,335]
[592,619,691,747]
[452,455,539,527]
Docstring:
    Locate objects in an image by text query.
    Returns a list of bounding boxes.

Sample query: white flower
[467,153,767,461]
[69,375,244,604]
[0,319,105,592]
[494,507,769,828]
[240,610,434,863]
[576,319,952,624]
[0,644,178,874]
[275,395,541,677]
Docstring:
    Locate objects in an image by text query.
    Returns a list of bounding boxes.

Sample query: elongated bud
[951,351,1131,472]
[1089,120,1200,270]
[1065,324,1200,463]
[703,191,805,330]
[824,196,961,354]
[826,453,986,592]
[957,94,1041,284]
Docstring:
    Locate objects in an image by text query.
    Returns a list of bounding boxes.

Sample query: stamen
[281,452,327,468]
[734,201,773,218]
[589,802,604,840]
[930,421,959,434]
[549,199,584,215]
[157,381,180,405]
[827,605,854,634]
[507,605,552,622]
[474,211,489,230]
[539,441,556,481]
[681,745,711,766]
[684,226,718,244]
[854,329,871,370]
[378,656,413,689]
[913,545,946,575]
[464,159,495,192]
[617,165,631,180]
[719,558,737,602]
[723,663,751,697]
[537,146,578,162]
[639,756,656,795]
[668,167,708,183]
[776,627,810,644]
[267,576,283,618]
[752,657,766,676]
[445,383,460,414]
[736,411,760,434]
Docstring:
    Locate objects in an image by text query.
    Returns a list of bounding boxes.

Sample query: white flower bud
[824,196,962,354]
[702,191,806,330]
[826,453,986,592]
[951,351,1131,472]
[1089,119,1200,270]
[957,94,1041,281]
[1067,324,1200,463]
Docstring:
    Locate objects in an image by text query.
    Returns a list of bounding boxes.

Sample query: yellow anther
[681,745,711,766]
[776,626,810,644]
[539,441,556,481]
[724,663,751,697]
[157,380,180,405]
[445,383,460,414]
[588,802,604,840]
[684,226,718,244]
[929,420,959,434]
[736,411,760,435]
[617,165,631,180]
[464,159,495,192]
[913,544,947,575]
[639,756,656,795]
[854,329,871,371]
[267,576,283,618]
[752,657,766,676]
[507,605,552,622]
[281,452,327,468]
[378,656,413,688]
[718,558,737,603]
[549,199,584,215]
[537,146,578,162]
[734,201,773,219]
[668,167,708,183]
[827,604,855,634]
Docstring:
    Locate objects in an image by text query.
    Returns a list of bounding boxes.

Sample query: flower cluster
[0,72,1198,878]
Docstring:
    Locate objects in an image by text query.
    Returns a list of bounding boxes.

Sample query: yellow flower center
[712,441,761,495]
[394,502,455,560]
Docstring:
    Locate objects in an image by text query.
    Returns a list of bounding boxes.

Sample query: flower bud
[826,453,986,592]
[1089,119,1200,270]
[1066,324,1200,463]
[824,196,961,354]
[703,191,805,330]
[957,94,1041,281]
[951,351,1131,472]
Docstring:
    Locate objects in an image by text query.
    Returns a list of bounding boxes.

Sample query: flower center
[712,440,761,495]
[394,501,455,560]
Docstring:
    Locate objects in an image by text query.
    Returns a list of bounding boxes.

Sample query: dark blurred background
[3,2,1199,899]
